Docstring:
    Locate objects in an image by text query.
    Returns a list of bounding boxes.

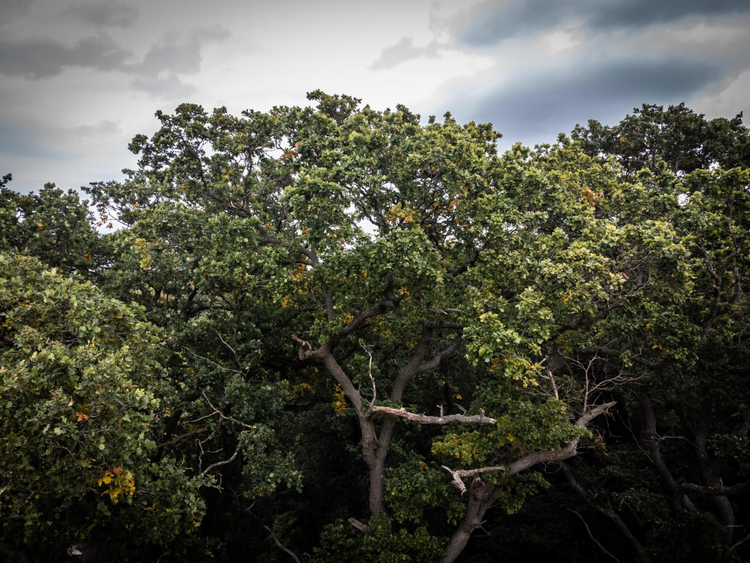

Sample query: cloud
[137,26,228,77]
[130,74,197,98]
[0,0,40,26]
[0,24,228,101]
[129,26,228,98]
[588,0,750,31]
[0,121,72,160]
[457,0,750,46]
[0,34,132,78]
[64,1,139,28]
[442,56,722,147]
[370,37,441,70]
[72,120,120,137]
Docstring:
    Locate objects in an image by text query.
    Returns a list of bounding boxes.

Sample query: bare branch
[428,308,463,315]
[731,533,750,552]
[292,334,313,360]
[202,439,242,477]
[416,337,462,375]
[372,406,496,425]
[678,481,750,496]
[347,518,371,533]
[562,463,645,555]
[442,401,617,493]
[360,340,377,410]
[566,508,621,563]
[576,401,617,429]
[201,391,254,429]
[441,466,507,494]
[265,526,301,563]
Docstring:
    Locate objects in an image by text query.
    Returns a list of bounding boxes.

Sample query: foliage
[1,97,749,562]
[0,252,205,559]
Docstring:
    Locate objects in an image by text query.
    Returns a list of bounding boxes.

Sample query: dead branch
[567,508,621,563]
[441,466,507,494]
[202,439,242,477]
[371,406,496,425]
[347,518,371,533]
[360,340,376,410]
[442,401,616,494]
[265,525,301,563]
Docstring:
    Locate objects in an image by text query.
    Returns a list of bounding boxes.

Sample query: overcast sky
[2,0,749,195]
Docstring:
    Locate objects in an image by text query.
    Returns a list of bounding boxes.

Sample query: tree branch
[371,406,496,425]
[442,401,617,493]
[202,439,242,477]
[416,337,462,375]
[678,481,750,496]
[264,526,301,563]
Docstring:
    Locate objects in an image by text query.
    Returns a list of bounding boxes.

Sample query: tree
[0,178,103,275]
[572,103,750,176]
[0,252,205,561]
[2,94,748,562]
[85,93,648,561]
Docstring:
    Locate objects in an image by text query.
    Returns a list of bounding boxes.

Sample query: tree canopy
[1,96,749,562]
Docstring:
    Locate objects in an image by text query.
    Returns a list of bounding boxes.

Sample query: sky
[1,0,749,195]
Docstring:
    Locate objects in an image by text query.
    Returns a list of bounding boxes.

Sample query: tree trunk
[693,402,735,545]
[441,479,496,563]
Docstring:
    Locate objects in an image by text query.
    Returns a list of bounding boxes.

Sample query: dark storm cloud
[370,37,440,70]
[0,34,132,78]
[65,1,139,28]
[459,0,750,46]
[446,56,721,146]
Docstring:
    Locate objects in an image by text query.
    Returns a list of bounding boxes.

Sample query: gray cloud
[459,0,750,46]
[139,26,227,77]
[0,34,132,78]
[130,26,228,98]
[589,0,750,30]
[0,24,228,98]
[442,56,722,147]
[0,0,40,26]
[65,1,139,28]
[72,120,120,137]
[130,74,197,98]
[370,37,441,70]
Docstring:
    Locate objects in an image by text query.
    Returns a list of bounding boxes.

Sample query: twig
[201,439,243,477]
[566,508,621,563]
[265,526,301,563]
[731,532,750,552]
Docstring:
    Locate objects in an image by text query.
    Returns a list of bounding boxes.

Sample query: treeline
[1,95,749,562]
